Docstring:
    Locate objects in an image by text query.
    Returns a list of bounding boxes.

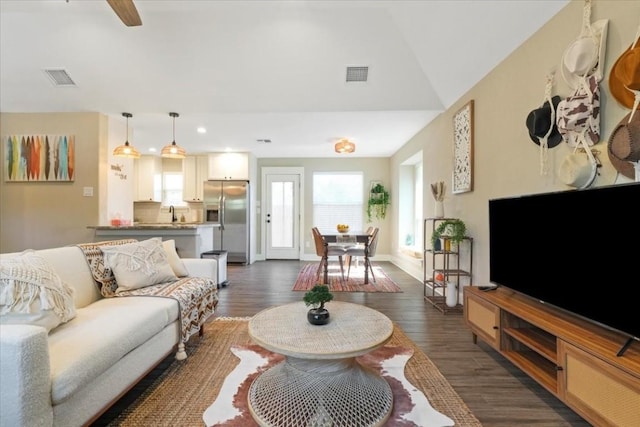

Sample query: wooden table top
[248,301,393,359]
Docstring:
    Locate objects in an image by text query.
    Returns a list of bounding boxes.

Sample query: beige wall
[391,0,637,284]
[256,157,391,259]
[0,113,107,252]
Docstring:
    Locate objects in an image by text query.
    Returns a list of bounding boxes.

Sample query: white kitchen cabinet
[134,156,162,202]
[208,152,249,180]
[182,155,209,201]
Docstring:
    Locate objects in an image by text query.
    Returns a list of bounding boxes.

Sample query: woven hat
[558,147,598,189]
[609,43,640,110]
[608,111,640,179]
[561,19,609,90]
[526,95,563,148]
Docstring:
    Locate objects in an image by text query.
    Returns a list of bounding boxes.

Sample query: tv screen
[489,183,640,340]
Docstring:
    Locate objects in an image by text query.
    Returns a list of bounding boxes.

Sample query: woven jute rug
[292,263,403,292]
[106,318,481,427]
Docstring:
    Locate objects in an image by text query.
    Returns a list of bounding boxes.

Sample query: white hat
[561,19,609,90]
[558,148,598,189]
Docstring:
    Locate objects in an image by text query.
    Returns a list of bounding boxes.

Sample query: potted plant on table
[303,284,334,325]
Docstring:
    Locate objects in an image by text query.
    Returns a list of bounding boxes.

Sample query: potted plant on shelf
[431,219,467,250]
[303,284,334,325]
[367,183,390,222]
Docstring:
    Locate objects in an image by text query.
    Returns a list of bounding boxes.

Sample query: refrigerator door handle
[220,196,225,230]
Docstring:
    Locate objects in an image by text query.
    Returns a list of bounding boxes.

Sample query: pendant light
[335,138,355,154]
[113,112,141,158]
[161,112,186,159]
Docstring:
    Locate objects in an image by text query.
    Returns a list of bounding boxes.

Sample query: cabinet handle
[492,326,499,330]
[555,366,563,371]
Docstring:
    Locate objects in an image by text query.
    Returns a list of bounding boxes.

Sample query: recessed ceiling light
[197,127,206,134]
[148,148,157,153]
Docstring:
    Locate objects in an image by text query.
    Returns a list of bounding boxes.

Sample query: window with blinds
[313,172,363,231]
[162,172,186,207]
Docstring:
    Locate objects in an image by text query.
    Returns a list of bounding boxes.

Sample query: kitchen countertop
[88,223,216,258]
[88,223,217,230]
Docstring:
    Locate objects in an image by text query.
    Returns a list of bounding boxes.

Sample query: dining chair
[346,227,379,282]
[311,227,346,282]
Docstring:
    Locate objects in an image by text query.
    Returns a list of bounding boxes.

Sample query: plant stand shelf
[423,218,473,314]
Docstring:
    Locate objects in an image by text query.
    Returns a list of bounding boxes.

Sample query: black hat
[526,95,562,148]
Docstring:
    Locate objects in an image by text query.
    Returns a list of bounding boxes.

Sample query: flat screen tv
[489,182,640,344]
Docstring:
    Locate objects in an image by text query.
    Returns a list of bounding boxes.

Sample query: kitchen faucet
[169,205,177,223]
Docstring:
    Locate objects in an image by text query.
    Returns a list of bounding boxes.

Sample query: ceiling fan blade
[106,0,142,27]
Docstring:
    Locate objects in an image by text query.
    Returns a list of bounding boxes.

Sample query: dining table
[320,229,372,285]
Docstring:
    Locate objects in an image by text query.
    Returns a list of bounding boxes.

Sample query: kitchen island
[89,223,216,258]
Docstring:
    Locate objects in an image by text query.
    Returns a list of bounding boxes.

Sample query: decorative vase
[434,201,444,218]
[307,308,330,325]
[446,282,458,307]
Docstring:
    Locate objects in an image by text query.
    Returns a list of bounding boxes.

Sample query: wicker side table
[248,301,394,427]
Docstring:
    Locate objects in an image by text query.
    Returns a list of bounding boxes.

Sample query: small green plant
[367,183,390,222]
[303,284,334,310]
[431,219,467,248]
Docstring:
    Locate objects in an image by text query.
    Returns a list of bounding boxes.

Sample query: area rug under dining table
[292,263,403,292]
[104,317,481,427]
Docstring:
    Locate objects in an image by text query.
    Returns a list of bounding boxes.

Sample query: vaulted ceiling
[0,0,569,158]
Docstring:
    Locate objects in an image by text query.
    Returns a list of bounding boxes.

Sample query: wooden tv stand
[463,286,640,427]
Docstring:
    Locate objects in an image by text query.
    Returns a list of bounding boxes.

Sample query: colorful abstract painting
[4,135,75,182]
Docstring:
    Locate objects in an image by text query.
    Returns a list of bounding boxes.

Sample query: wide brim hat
[526,95,563,148]
[561,19,609,90]
[609,43,640,110]
[608,111,640,179]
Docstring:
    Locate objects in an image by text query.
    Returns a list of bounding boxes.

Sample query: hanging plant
[367,183,390,222]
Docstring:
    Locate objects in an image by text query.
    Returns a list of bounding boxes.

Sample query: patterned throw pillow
[101,238,178,293]
[0,250,76,332]
[77,238,139,297]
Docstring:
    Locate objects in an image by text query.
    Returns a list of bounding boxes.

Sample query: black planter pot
[307,308,330,325]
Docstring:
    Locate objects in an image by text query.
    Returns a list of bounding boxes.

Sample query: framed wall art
[452,100,474,194]
[3,135,75,182]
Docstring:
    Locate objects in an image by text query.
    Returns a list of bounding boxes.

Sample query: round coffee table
[247,301,394,427]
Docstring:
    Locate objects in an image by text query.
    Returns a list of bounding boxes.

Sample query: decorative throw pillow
[77,238,139,297]
[162,239,189,277]
[101,238,178,293]
[0,250,76,332]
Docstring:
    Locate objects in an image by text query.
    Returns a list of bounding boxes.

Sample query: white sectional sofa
[0,239,218,427]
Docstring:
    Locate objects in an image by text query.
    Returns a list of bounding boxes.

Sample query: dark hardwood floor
[217,260,590,427]
[95,260,591,426]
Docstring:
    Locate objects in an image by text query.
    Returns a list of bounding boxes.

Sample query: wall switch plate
[83,187,93,197]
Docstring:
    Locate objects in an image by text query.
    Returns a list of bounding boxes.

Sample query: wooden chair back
[311,227,326,257]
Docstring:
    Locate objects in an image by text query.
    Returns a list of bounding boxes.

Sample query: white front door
[264,171,301,259]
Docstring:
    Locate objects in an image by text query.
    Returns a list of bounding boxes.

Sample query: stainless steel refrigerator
[203,180,250,264]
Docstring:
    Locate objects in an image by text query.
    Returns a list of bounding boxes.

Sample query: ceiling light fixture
[113,112,141,159]
[335,138,355,154]
[161,112,186,159]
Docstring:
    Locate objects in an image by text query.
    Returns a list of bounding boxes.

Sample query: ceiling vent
[346,66,368,83]
[43,69,76,86]
[256,139,272,143]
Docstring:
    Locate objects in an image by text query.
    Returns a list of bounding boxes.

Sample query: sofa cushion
[101,238,177,293]
[162,239,189,277]
[36,246,102,309]
[47,295,179,405]
[0,250,76,332]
